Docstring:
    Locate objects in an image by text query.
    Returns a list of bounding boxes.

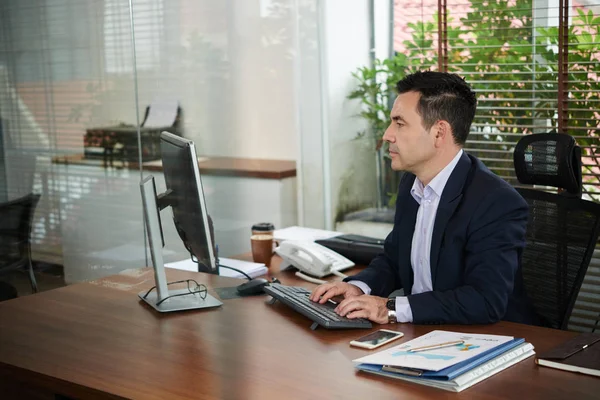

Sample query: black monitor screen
[160,132,217,273]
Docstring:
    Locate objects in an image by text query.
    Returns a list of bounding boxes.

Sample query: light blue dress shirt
[349,149,463,322]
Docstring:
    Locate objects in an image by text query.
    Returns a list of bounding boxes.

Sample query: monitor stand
[138,176,222,312]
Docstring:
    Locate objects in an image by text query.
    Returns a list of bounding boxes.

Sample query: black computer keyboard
[263,284,372,330]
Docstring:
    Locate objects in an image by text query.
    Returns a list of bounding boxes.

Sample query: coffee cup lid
[251,222,275,232]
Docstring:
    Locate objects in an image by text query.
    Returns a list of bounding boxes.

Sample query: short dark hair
[396,71,477,145]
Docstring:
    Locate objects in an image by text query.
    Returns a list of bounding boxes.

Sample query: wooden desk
[0,260,598,399]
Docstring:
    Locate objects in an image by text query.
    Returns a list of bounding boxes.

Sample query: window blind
[446,0,561,189]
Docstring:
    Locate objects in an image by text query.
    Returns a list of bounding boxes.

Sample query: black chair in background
[0,193,41,293]
[514,133,600,330]
[0,281,18,301]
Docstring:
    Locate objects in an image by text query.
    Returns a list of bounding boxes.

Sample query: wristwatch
[386,298,397,323]
[386,297,396,311]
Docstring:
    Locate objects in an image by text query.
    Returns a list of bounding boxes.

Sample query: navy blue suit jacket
[347,152,538,325]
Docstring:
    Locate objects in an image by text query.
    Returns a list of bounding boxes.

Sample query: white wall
[374,0,392,61]
[223,0,296,160]
[312,0,377,229]
[295,0,325,228]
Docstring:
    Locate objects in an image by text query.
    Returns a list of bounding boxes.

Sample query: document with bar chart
[353,330,513,371]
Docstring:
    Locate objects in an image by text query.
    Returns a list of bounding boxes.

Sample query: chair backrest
[514,133,600,329]
[0,193,40,266]
[514,132,582,196]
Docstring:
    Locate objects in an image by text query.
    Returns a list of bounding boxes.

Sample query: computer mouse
[236,278,270,296]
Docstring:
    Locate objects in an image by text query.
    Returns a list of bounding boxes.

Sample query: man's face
[382,91,437,172]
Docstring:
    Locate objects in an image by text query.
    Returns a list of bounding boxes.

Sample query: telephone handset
[275,240,354,278]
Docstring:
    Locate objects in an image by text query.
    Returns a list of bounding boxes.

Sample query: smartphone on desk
[350,329,404,350]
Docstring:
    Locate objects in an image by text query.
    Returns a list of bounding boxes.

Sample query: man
[310,71,537,325]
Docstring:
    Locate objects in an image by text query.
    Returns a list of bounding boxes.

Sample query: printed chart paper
[353,330,514,372]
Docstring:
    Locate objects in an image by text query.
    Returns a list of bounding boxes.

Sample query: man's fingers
[311,283,346,303]
[310,282,362,303]
[335,298,363,316]
[318,286,340,303]
[310,284,333,302]
[335,295,389,324]
[347,310,370,320]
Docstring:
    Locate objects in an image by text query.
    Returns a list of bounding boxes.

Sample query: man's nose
[382,124,394,142]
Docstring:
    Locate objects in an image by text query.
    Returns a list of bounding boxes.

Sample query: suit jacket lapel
[430,153,472,287]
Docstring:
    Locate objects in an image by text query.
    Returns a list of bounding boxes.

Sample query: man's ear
[432,120,451,146]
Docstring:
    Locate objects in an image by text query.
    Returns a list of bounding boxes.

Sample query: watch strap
[388,309,397,324]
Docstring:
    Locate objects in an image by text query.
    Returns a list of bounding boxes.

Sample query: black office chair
[0,193,41,293]
[514,133,600,330]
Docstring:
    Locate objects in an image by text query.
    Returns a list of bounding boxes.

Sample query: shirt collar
[411,149,464,204]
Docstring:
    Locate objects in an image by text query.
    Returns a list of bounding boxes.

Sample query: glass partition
[0,0,367,291]
[131,0,309,267]
[0,0,312,289]
[0,0,144,289]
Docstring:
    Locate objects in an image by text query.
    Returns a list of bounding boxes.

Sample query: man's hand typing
[334,295,389,324]
[309,282,363,304]
[310,282,390,324]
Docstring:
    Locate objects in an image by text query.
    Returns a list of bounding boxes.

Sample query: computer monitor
[137,131,222,312]
[160,132,218,274]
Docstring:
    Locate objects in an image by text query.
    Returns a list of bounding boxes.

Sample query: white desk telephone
[275,240,354,278]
